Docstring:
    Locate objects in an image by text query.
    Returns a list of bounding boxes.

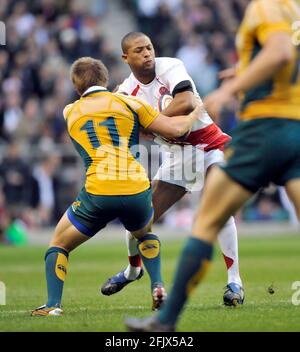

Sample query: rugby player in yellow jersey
[125,0,300,331]
[31,57,201,316]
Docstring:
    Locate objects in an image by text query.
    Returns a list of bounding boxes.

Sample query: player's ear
[122,54,128,64]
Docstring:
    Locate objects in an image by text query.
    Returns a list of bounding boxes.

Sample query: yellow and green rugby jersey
[63,86,159,195]
[236,0,300,121]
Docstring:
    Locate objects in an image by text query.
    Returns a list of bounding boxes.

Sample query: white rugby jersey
[117,57,230,151]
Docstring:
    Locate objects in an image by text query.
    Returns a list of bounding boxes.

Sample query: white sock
[218,216,242,287]
[279,187,299,226]
[123,230,142,280]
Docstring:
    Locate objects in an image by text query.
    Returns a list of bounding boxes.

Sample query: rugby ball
[158,93,173,112]
[158,93,190,144]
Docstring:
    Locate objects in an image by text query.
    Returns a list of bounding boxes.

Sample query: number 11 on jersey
[80,117,120,149]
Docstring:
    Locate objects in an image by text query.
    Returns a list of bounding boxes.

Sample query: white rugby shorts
[153,146,224,192]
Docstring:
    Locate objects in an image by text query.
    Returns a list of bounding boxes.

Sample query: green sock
[45,247,69,308]
[137,234,162,289]
[158,237,213,326]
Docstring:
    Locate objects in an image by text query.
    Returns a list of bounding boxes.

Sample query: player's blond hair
[70,57,109,96]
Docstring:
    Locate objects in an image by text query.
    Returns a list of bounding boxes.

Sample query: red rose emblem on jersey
[159,87,169,95]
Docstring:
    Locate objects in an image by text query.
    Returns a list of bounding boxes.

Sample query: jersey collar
[82,85,108,97]
[131,73,157,87]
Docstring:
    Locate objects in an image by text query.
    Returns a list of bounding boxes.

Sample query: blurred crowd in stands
[0,0,294,243]
[0,0,113,242]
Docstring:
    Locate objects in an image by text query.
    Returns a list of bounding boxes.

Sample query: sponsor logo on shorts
[224,147,234,161]
[72,201,81,212]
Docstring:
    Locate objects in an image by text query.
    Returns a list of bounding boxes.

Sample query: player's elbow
[265,34,294,67]
[273,44,294,65]
[278,49,293,65]
[268,49,293,71]
[271,40,294,66]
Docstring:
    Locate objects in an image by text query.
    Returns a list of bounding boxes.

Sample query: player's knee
[49,236,68,251]
[192,216,222,243]
[130,221,153,240]
[50,232,75,252]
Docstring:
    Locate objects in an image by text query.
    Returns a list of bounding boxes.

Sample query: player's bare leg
[31,212,90,316]
[192,168,252,241]
[49,212,90,251]
[152,180,188,222]
[206,165,243,305]
[126,167,252,331]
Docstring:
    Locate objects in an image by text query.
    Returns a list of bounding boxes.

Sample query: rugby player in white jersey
[101,32,244,307]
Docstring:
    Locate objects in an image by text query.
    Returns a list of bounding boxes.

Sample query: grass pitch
[0,233,300,332]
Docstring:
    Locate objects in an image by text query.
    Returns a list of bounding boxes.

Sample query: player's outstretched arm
[146,98,202,140]
[204,32,294,120]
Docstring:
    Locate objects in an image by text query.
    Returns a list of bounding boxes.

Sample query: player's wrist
[221,80,239,97]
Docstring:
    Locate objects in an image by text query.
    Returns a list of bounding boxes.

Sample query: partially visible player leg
[123,231,143,280]
[206,154,243,305]
[278,186,299,226]
[31,212,90,316]
[218,217,241,286]
[101,180,187,295]
[157,168,251,327]
[284,179,300,220]
[218,216,244,305]
[125,167,253,331]
[152,180,188,222]
[124,180,186,276]
[130,217,166,311]
[119,188,168,310]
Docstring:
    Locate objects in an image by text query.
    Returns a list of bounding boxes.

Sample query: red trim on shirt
[131,85,140,96]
